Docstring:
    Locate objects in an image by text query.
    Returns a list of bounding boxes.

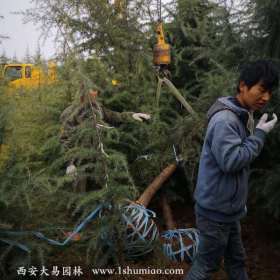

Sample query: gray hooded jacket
[195,96,266,222]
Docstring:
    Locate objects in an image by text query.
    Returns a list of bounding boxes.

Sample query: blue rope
[0,204,104,251]
[0,238,30,253]
[121,203,158,258]
[161,228,200,263]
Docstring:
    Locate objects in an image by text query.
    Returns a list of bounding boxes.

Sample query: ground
[104,202,280,280]
[4,202,280,280]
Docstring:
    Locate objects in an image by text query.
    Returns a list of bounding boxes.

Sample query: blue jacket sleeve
[210,119,266,173]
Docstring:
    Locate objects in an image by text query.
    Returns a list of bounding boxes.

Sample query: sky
[0,0,56,60]
[0,0,230,61]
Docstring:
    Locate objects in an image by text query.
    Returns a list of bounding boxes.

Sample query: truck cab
[2,63,57,89]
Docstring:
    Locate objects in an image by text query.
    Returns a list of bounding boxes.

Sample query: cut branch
[136,163,177,207]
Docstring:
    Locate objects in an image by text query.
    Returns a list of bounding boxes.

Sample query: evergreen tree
[33,43,43,65]
[24,45,32,63]
[11,52,18,63]
[0,51,8,64]
[243,0,280,59]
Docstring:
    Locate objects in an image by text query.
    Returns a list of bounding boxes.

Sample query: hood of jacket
[207,96,250,126]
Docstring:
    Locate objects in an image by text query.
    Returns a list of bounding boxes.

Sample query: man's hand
[256,113,278,133]
[132,113,151,122]
[66,164,77,177]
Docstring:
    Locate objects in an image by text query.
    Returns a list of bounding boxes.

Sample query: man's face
[89,90,98,100]
[238,81,272,111]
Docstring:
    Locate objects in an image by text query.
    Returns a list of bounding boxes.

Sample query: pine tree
[11,52,18,63]
[33,43,43,65]
[24,45,32,63]
[0,51,8,64]
[242,0,280,59]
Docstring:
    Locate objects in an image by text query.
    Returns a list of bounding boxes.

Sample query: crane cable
[157,0,162,21]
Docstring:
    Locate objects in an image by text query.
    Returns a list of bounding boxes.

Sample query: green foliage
[0,58,140,274]
[242,0,280,59]
[2,0,280,274]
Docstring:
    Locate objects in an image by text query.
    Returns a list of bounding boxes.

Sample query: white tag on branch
[66,164,77,177]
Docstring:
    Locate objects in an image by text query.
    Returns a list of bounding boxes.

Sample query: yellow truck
[2,62,57,89]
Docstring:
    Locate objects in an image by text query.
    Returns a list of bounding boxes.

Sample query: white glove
[66,164,77,177]
[132,113,151,122]
[256,113,278,133]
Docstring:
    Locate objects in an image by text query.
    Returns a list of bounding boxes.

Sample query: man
[60,90,150,192]
[185,60,279,280]
[60,90,150,144]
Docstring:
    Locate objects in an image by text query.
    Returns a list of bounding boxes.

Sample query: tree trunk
[161,194,176,230]
[136,163,177,207]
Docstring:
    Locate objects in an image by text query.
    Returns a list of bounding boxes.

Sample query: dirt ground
[104,203,280,280]
[4,203,280,280]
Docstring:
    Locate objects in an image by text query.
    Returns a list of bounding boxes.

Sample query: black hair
[237,60,279,93]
